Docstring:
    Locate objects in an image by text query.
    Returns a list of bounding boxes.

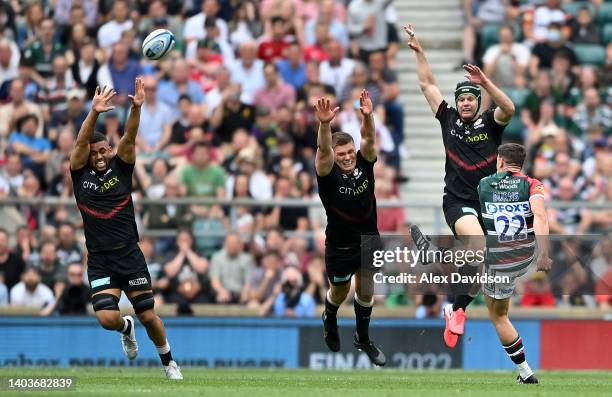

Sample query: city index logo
[84,176,119,192]
[100,176,120,193]
[465,132,489,144]
[485,201,530,214]
[339,178,369,196]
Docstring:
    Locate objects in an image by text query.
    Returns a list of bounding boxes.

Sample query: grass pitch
[1,368,611,397]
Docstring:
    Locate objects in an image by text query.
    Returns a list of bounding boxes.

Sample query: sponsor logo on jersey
[339,178,369,196]
[465,132,489,143]
[533,185,545,195]
[128,277,148,287]
[485,201,530,215]
[352,168,362,179]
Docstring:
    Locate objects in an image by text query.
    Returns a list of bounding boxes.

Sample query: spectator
[204,66,232,116]
[9,266,55,312]
[210,84,256,144]
[482,25,530,89]
[138,75,175,153]
[184,0,229,45]
[570,6,601,45]
[161,101,208,156]
[0,153,24,194]
[347,0,390,62]
[55,262,89,315]
[258,16,290,63]
[270,266,315,317]
[304,254,328,304]
[519,272,556,307]
[368,50,403,158]
[99,42,143,106]
[265,176,309,232]
[229,40,265,105]
[0,228,25,291]
[56,222,83,268]
[572,88,612,134]
[225,147,273,201]
[376,178,405,232]
[209,232,254,303]
[304,0,349,49]
[164,230,212,304]
[49,88,88,136]
[135,158,170,200]
[34,241,61,291]
[276,42,306,91]
[146,176,192,230]
[303,21,331,63]
[253,63,296,116]
[186,17,235,65]
[97,0,134,52]
[245,250,283,307]
[529,23,577,77]
[548,177,593,234]
[22,18,65,79]
[71,38,111,100]
[532,0,567,42]
[45,127,75,187]
[0,38,19,91]
[319,39,355,97]
[228,1,263,49]
[180,142,226,199]
[459,0,506,66]
[157,59,205,113]
[139,237,169,305]
[8,114,50,177]
[0,79,44,139]
[38,55,75,118]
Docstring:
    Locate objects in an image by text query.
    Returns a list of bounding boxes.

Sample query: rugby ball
[142,29,176,60]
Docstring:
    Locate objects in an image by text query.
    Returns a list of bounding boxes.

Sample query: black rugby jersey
[71,155,139,252]
[316,151,379,247]
[436,100,506,201]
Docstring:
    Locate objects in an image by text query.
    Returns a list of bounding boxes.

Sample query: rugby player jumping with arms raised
[404,24,516,348]
[315,90,386,366]
[70,80,182,379]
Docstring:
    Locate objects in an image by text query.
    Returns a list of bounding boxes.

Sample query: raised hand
[92,86,117,113]
[463,64,488,86]
[313,97,339,124]
[359,89,373,116]
[403,24,422,53]
[128,76,145,107]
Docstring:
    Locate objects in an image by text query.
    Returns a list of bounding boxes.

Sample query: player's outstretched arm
[463,64,515,125]
[530,196,552,272]
[70,86,116,170]
[404,24,443,114]
[118,76,144,164]
[359,89,377,162]
[314,97,339,177]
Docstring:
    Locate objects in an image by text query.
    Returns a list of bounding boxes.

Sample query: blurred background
[0,0,610,371]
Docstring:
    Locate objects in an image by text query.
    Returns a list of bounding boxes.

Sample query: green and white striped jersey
[478,171,546,271]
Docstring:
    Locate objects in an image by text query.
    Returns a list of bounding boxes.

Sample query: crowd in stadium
[0,0,609,316]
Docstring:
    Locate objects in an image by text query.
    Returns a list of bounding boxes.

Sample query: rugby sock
[503,335,533,379]
[452,295,474,312]
[118,317,132,335]
[324,290,340,319]
[353,294,373,343]
[157,340,173,366]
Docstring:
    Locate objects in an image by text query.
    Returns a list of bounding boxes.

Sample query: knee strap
[92,293,120,312]
[130,292,155,314]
